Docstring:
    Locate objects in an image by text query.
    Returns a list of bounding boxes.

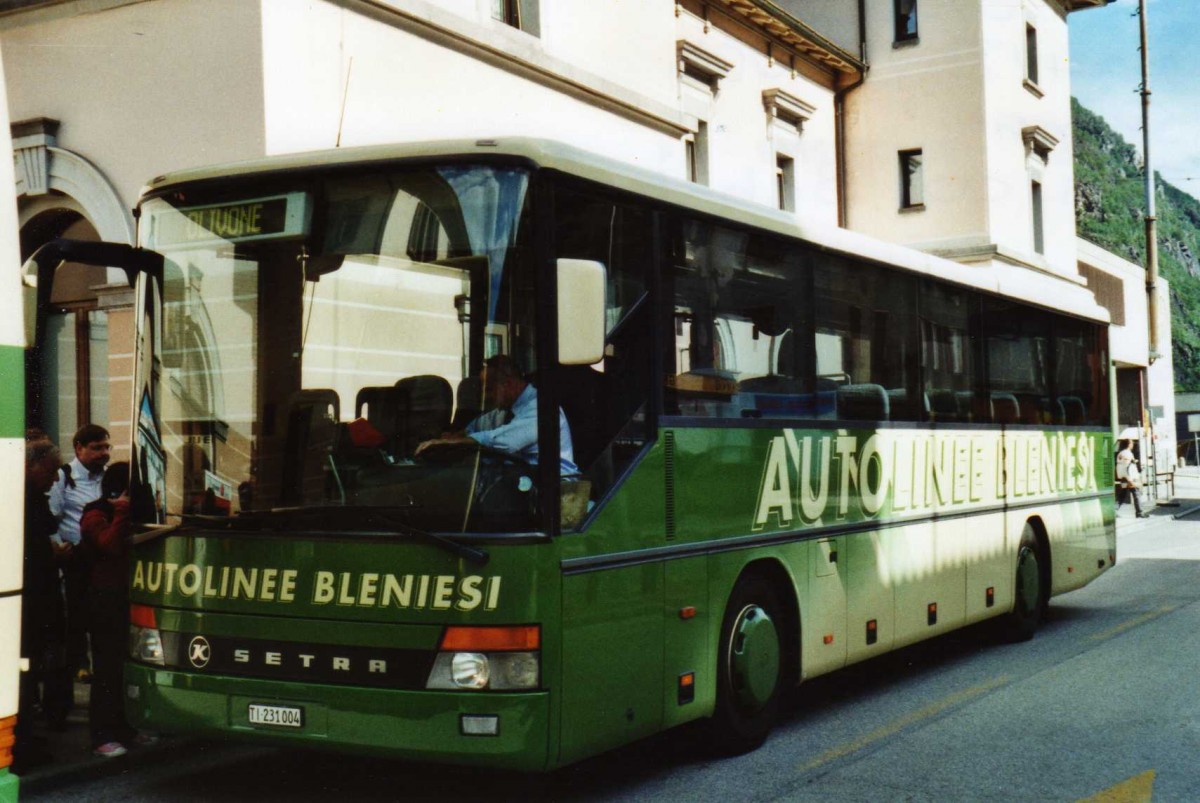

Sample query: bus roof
[144,138,1109,324]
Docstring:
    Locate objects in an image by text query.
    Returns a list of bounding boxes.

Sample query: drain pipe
[835,0,868,228]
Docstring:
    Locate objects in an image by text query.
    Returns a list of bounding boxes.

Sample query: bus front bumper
[124,663,551,771]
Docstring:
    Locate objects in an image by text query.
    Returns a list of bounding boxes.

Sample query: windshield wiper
[204,506,490,566]
[373,513,490,566]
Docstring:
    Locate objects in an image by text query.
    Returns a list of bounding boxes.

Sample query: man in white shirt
[1115,439,1148,518]
[416,355,579,476]
[47,423,111,689]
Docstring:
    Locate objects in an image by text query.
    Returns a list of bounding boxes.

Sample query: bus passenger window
[813,258,919,421]
[666,219,813,421]
[920,281,980,424]
[983,299,1052,424]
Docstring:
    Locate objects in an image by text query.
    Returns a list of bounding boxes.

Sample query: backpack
[60,463,76,490]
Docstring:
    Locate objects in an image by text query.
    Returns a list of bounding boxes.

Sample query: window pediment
[1022,125,1059,162]
[762,88,815,131]
[677,40,734,92]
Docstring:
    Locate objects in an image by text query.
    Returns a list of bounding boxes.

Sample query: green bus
[39,138,1114,771]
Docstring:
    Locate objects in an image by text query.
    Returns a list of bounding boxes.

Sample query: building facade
[0,0,1163,463]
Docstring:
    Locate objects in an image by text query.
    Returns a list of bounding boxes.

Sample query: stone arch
[12,117,133,246]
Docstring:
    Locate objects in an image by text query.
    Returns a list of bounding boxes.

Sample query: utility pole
[1138,0,1160,494]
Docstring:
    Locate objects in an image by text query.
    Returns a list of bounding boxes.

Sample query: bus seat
[956,391,979,422]
[738,375,810,417]
[556,364,606,473]
[395,375,453,456]
[990,392,1021,424]
[837,383,890,422]
[356,385,401,434]
[929,389,958,421]
[452,375,482,431]
[1057,395,1085,425]
[886,388,922,421]
[737,374,804,394]
[282,389,340,505]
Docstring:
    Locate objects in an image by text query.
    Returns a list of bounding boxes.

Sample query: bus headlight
[425,626,540,691]
[427,651,539,690]
[128,604,165,666]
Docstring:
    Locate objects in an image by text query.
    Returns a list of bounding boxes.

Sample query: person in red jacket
[79,462,154,757]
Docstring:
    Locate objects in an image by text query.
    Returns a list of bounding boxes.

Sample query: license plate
[247,703,304,728]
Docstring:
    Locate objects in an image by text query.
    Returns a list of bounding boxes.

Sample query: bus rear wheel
[999,523,1046,642]
[708,574,783,754]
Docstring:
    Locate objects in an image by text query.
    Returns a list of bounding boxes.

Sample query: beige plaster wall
[2,0,267,209]
[842,0,989,244]
[258,0,683,172]
[979,0,1077,279]
[673,6,840,221]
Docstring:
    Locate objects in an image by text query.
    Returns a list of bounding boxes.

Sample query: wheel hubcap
[728,604,780,714]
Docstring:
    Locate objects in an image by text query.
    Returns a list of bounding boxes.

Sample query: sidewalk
[1116,465,1200,536]
[13,679,183,798]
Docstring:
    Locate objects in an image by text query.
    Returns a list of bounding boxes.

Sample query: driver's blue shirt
[466,384,580,476]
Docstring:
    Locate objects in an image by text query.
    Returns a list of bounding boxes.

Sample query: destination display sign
[144,192,310,248]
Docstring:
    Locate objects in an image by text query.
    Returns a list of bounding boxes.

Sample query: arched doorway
[13,116,136,456]
[21,207,110,447]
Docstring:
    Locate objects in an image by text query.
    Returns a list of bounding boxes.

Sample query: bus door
[554,184,663,765]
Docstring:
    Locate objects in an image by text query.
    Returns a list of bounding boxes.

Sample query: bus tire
[999,522,1046,643]
[707,573,783,754]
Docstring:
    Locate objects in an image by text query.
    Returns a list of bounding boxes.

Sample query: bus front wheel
[708,574,783,754]
[999,523,1046,642]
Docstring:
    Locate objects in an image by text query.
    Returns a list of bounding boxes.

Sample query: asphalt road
[25,486,1200,802]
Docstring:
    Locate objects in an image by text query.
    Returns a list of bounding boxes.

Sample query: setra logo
[187,635,212,669]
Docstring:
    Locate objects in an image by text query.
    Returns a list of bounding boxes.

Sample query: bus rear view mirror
[557,258,606,366]
[20,257,38,347]
[21,237,164,347]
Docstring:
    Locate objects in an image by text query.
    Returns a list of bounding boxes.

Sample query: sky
[1069,0,1200,201]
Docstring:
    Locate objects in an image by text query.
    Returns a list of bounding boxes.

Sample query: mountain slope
[1073,97,1200,391]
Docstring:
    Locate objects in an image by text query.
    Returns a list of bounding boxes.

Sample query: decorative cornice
[926,241,1085,285]
[1063,0,1115,11]
[762,88,815,125]
[697,0,863,76]
[11,116,59,196]
[1022,125,1060,161]
[677,39,735,82]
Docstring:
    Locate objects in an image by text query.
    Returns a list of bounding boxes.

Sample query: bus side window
[553,184,654,506]
[982,299,1052,425]
[813,257,920,421]
[667,219,813,420]
[920,280,980,424]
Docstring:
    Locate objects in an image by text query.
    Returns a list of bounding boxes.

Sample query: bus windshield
[137,163,542,533]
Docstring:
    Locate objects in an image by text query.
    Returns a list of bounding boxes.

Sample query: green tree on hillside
[1073,98,1200,391]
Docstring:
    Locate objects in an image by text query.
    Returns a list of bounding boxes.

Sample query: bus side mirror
[557,258,606,366]
[21,257,38,347]
[20,238,165,347]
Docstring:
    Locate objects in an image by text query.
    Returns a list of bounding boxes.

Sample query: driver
[415,354,580,477]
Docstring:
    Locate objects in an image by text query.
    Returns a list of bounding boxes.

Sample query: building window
[1025,24,1039,86]
[491,0,539,36]
[776,155,795,212]
[899,149,924,209]
[686,122,709,185]
[894,0,918,43]
[1031,180,1044,254]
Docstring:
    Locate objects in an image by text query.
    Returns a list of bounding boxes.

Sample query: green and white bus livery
[44,139,1113,771]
